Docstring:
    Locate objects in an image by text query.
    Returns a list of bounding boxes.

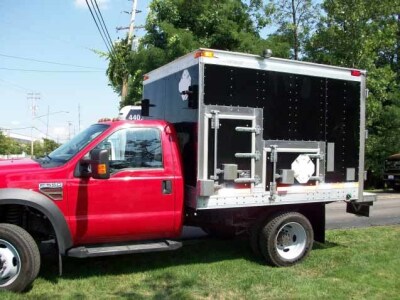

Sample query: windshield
[47,123,109,164]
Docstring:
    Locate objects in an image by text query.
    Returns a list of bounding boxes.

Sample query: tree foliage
[305,0,400,185]
[105,0,291,107]
[250,0,320,59]
[0,132,28,156]
[33,138,61,158]
[0,132,60,158]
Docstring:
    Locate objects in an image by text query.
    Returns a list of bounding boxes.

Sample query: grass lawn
[2,225,399,299]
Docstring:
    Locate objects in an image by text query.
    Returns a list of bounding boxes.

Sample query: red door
[67,127,177,245]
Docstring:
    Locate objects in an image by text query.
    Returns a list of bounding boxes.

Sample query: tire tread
[259,212,313,267]
[0,223,41,292]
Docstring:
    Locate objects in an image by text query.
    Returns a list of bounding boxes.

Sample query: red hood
[0,158,41,171]
[0,158,43,188]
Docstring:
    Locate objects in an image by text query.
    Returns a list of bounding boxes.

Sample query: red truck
[0,49,375,292]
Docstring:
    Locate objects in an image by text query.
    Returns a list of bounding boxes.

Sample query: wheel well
[248,203,326,243]
[0,204,57,244]
[186,203,326,242]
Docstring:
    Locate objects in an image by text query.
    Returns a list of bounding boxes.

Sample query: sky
[0,0,149,143]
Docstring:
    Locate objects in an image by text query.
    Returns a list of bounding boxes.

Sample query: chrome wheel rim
[0,239,21,287]
[275,222,307,260]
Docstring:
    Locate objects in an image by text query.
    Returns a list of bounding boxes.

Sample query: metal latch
[235,126,261,135]
[235,151,261,161]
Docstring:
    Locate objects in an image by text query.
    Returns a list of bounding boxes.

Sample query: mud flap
[346,201,373,217]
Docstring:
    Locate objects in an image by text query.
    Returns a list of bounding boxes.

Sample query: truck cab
[0,119,184,291]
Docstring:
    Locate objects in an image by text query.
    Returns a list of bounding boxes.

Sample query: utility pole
[46,105,50,139]
[120,0,139,102]
[27,92,40,157]
[67,121,73,140]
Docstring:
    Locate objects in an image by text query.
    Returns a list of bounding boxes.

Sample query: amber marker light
[194,50,214,59]
[98,164,107,175]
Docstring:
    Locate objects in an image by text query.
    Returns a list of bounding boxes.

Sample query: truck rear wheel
[0,224,41,292]
[259,212,313,267]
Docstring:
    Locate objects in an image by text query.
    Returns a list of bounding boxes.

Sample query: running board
[67,240,182,258]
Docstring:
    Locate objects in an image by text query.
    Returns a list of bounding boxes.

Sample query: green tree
[0,132,9,155]
[33,138,60,158]
[250,0,320,60]
[0,132,29,156]
[104,0,291,107]
[305,0,400,186]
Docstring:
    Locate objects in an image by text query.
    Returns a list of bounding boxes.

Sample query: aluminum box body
[143,49,369,209]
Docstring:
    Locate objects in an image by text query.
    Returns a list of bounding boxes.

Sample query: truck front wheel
[0,224,41,292]
[259,212,313,267]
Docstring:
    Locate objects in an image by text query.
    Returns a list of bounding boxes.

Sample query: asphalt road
[326,191,400,229]
[181,191,400,238]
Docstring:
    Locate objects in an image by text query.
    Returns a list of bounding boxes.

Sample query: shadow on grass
[313,240,340,251]
[38,236,339,289]
[117,272,198,299]
[39,236,264,283]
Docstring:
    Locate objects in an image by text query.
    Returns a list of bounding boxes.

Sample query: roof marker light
[194,50,214,59]
[351,70,361,77]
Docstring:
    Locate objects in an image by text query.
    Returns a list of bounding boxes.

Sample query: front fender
[0,188,73,255]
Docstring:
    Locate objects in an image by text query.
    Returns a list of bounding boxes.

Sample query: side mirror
[90,149,110,179]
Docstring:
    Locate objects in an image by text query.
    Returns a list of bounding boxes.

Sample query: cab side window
[96,128,163,172]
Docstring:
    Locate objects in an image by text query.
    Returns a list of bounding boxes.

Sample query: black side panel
[325,79,360,182]
[204,65,326,141]
[204,65,259,107]
[0,188,73,254]
[262,72,294,139]
[203,64,361,183]
[207,119,252,180]
[143,65,199,123]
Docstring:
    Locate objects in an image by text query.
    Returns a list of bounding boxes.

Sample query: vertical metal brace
[210,110,220,180]
[234,124,261,185]
[307,153,325,183]
[269,145,278,200]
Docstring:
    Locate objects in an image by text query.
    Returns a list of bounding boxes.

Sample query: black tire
[0,223,41,292]
[259,212,313,267]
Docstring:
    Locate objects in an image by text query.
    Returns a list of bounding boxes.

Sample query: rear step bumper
[67,240,182,258]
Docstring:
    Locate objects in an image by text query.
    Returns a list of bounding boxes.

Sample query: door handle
[162,180,172,194]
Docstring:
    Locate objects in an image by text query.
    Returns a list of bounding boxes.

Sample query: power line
[0,77,33,92]
[0,53,104,70]
[0,67,102,73]
[92,0,115,54]
[90,0,113,49]
[85,0,112,53]
[32,127,57,141]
